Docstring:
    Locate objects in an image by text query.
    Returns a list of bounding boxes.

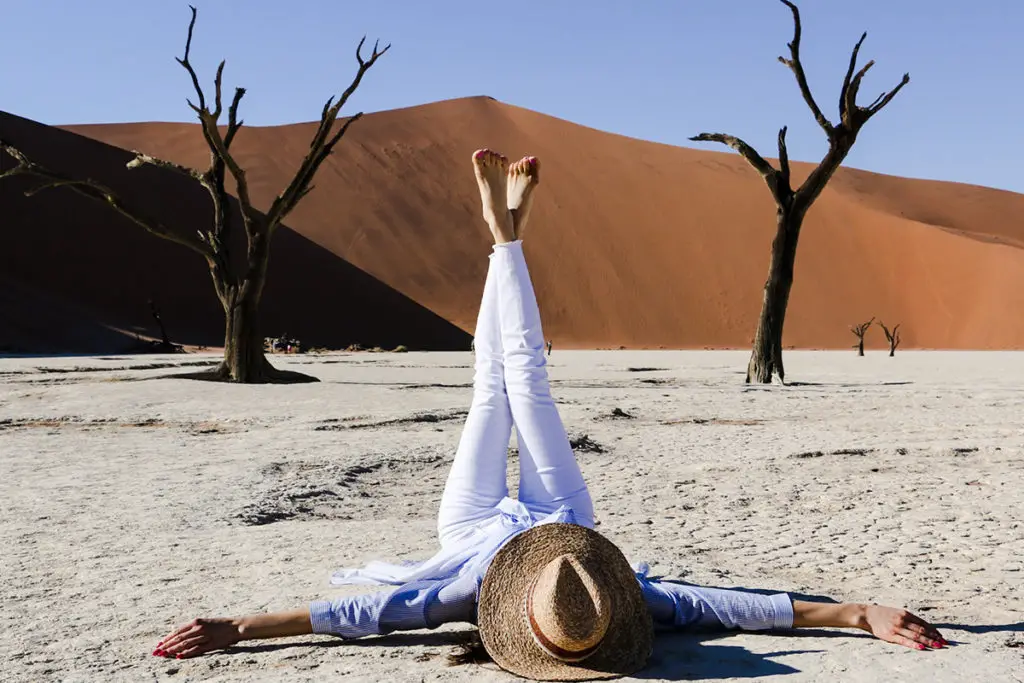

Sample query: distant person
[154,151,945,678]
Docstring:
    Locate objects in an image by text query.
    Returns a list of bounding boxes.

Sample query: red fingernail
[157,641,163,646]
[176,654,184,659]
[917,644,925,650]
[152,650,161,657]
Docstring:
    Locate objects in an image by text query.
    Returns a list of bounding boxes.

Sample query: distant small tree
[148,298,174,351]
[691,0,909,384]
[0,6,388,383]
[850,317,874,356]
[877,321,901,356]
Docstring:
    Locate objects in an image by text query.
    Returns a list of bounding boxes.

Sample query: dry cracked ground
[1,350,1021,682]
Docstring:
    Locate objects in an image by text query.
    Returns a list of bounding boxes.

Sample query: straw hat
[478,523,653,681]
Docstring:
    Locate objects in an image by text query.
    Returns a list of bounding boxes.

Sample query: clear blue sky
[3,1,1022,193]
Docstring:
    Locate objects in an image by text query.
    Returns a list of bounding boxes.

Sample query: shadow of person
[224,630,474,655]
[226,629,830,680]
[934,622,1024,634]
[638,632,824,680]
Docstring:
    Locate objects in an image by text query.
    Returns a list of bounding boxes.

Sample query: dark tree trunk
[747,207,802,384]
[218,288,270,383]
[889,345,895,357]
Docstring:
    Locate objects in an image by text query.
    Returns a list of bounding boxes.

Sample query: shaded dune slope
[3,96,1023,352]
[0,112,470,354]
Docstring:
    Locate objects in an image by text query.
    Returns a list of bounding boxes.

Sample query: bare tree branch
[837,30,910,129]
[839,33,868,119]
[264,39,388,229]
[866,73,910,117]
[171,7,259,241]
[175,6,206,115]
[777,0,833,136]
[777,126,791,187]
[212,60,227,119]
[843,60,875,124]
[127,152,204,181]
[851,317,875,336]
[689,133,777,180]
[866,91,887,110]
[1,141,211,258]
[225,87,246,147]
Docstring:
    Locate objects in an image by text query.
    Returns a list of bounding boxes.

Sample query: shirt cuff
[769,594,795,629]
[309,600,335,635]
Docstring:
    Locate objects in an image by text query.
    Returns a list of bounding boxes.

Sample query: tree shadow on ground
[740,381,915,391]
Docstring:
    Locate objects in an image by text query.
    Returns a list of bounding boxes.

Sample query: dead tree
[878,321,901,356]
[850,317,874,356]
[690,0,909,384]
[148,299,174,350]
[0,6,388,383]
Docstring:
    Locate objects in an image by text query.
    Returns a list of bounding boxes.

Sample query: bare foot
[472,149,515,244]
[507,156,540,238]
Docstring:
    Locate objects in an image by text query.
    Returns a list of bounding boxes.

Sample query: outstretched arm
[154,579,477,659]
[642,581,946,650]
[793,600,946,650]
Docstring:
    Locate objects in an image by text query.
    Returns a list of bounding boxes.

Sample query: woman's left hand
[860,605,946,650]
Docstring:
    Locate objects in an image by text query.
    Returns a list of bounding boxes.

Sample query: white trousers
[436,241,594,545]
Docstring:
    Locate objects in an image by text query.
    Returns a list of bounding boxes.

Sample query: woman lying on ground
[153,150,945,680]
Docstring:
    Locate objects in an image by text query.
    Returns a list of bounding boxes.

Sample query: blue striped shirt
[310,564,794,638]
[311,500,794,639]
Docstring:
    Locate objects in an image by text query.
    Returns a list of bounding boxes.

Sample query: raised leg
[493,161,594,526]
[436,151,516,545]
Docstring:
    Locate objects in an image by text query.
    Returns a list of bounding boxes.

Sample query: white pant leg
[492,241,594,528]
[436,255,513,545]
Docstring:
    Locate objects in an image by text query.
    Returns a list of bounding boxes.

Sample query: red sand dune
[4,96,1024,353]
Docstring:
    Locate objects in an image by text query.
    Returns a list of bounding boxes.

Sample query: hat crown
[528,554,612,660]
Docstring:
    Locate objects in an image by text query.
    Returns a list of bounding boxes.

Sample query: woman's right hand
[859,605,946,650]
[153,617,242,659]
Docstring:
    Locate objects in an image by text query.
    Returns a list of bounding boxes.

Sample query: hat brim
[478,523,653,681]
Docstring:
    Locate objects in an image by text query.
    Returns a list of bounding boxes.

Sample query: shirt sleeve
[640,580,794,631]
[310,576,479,639]
[310,590,394,639]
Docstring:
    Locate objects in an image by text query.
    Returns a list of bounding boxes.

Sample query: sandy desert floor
[1,350,1022,682]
